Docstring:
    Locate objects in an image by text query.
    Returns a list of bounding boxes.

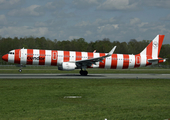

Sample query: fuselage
[2,48,164,69]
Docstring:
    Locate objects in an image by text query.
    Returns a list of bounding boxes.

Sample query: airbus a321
[2,35,166,75]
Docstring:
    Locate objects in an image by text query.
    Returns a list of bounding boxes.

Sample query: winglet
[107,46,116,56]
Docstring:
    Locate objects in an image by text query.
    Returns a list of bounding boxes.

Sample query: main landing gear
[79,69,88,76]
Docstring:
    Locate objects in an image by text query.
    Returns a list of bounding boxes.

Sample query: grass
[0,78,170,120]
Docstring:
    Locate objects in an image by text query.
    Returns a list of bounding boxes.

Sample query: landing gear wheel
[84,71,88,76]
[19,69,22,72]
[79,70,88,76]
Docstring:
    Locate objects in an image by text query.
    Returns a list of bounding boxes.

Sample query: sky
[0,0,170,44]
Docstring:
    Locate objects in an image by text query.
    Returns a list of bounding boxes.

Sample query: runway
[0,74,170,79]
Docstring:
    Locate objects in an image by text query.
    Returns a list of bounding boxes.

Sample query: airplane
[2,35,166,75]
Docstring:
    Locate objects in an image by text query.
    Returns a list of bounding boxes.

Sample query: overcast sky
[0,0,170,44]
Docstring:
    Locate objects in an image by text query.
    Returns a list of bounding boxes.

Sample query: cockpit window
[8,52,14,54]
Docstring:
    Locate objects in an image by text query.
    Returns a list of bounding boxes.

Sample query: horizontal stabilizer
[148,58,166,63]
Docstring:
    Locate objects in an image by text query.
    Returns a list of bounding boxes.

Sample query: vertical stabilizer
[140,35,165,58]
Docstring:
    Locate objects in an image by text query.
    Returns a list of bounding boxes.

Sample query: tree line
[0,36,170,65]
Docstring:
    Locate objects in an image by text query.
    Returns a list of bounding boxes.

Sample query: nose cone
[2,54,8,62]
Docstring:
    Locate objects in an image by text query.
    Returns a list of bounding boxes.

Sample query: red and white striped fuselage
[3,49,165,69]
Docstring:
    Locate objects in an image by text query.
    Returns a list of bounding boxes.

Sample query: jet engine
[58,62,76,71]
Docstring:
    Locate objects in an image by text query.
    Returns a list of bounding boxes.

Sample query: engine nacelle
[58,62,76,71]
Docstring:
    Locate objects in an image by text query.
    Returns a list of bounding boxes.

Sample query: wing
[73,46,116,68]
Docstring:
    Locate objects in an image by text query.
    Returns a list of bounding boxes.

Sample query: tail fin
[140,35,165,58]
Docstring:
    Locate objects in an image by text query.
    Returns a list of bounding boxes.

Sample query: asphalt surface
[0,74,170,79]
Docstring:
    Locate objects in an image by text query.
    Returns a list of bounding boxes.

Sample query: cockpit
[8,51,15,55]
[8,52,14,54]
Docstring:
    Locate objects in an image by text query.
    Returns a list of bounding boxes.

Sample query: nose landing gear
[19,69,22,72]
[17,64,25,73]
